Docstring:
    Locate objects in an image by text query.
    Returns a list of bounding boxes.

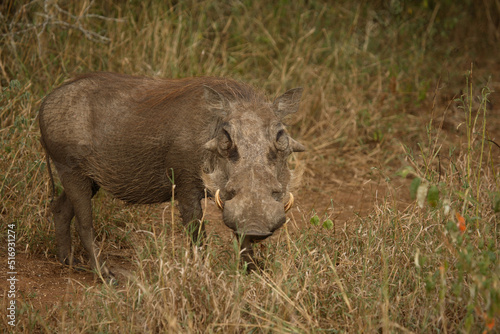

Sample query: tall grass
[1,0,499,332]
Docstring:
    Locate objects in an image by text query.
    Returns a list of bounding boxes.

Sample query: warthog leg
[240,236,257,271]
[53,162,110,277]
[51,190,75,265]
[52,182,100,266]
[177,189,205,245]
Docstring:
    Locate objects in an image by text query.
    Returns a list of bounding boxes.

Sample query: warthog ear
[204,85,229,117]
[290,138,306,152]
[273,88,303,119]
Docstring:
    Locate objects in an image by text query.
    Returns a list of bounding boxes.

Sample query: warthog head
[202,86,304,244]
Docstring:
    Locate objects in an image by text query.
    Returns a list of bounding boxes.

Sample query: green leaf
[322,219,333,229]
[410,177,421,200]
[396,166,416,178]
[492,192,500,213]
[10,79,21,90]
[427,184,439,208]
[310,215,320,226]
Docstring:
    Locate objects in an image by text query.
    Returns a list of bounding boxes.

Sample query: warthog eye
[218,129,239,162]
[219,129,232,150]
[275,129,289,151]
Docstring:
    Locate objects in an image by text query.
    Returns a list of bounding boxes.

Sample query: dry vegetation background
[1,0,500,333]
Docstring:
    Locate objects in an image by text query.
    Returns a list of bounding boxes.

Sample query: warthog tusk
[284,192,294,212]
[215,189,224,210]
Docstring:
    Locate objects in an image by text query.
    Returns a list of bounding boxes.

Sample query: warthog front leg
[177,191,205,245]
[240,236,257,271]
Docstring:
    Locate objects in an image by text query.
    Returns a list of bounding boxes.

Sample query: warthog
[39,72,304,275]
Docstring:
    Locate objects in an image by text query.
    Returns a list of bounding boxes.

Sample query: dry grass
[1,0,500,332]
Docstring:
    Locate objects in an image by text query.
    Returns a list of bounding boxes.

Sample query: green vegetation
[1,0,499,332]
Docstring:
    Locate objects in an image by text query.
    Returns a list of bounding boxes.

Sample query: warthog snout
[216,189,293,240]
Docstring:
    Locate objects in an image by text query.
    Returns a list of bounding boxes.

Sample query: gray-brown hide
[39,72,304,275]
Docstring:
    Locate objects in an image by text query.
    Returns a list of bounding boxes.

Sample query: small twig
[85,14,126,22]
[54,2,125,22]
[488,139,500,151]
[438,154,441,184]
[1,0,122,44]
[34,13,111,43]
